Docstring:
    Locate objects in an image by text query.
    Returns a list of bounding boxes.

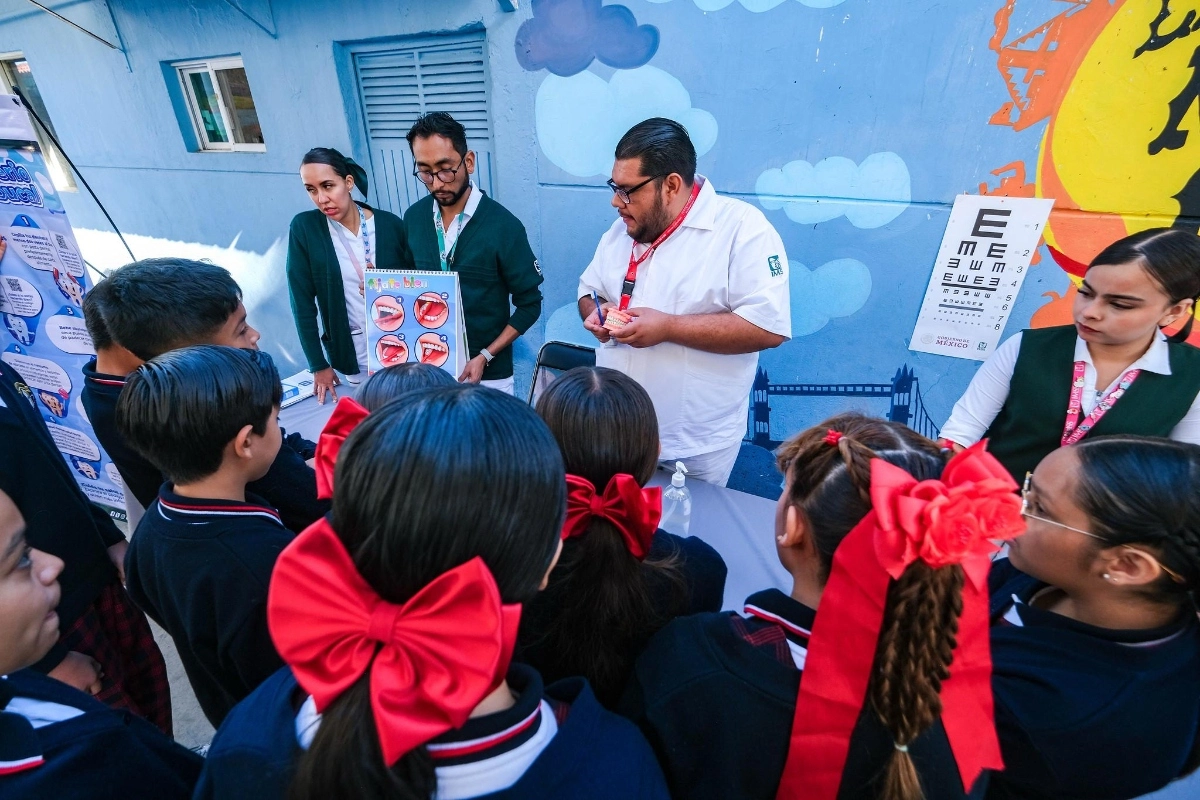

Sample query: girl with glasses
[990,435,1200,799]
[940,228,1200,481]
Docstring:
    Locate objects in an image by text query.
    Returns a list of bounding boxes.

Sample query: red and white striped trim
[0,755,43,775]
[158,497,282,524]
[426,704,541,760]
[86,377,125,387]
[744,604,811,638]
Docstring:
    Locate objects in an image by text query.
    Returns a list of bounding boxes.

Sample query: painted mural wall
[0,0,1194,447]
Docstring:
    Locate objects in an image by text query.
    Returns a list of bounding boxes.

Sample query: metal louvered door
[353,34,495,217]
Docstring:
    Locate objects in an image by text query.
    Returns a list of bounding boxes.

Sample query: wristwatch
[479,348,495,363]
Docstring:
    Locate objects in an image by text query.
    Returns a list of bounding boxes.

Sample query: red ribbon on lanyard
[618,180,702,311]
[1060,361,1141,447]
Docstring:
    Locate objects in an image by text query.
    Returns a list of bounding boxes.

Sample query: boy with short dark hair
[117,346,293,727]
[81,258,327,533]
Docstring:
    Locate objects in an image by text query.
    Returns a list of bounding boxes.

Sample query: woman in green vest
[940,228,1200,480]
[286,148,412,403]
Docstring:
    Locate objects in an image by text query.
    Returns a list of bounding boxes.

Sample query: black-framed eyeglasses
[607,175,659,205]
[413,157,465,186]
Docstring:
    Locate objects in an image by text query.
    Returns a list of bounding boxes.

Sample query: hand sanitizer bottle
[660,462,692,536]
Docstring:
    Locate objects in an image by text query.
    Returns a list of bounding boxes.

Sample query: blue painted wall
[0,0,1131,440]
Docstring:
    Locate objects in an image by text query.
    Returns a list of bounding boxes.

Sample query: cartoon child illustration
[37,388,67,418]
[53,267,83,306]
[70,456,98,480]
[4,313,31,345]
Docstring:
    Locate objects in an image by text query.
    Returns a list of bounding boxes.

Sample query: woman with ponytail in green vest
[940,228,1200,481]
[286,148,413,403]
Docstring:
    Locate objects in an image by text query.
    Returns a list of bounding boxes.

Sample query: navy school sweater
[988,559,1200,800]
[0,360,125,672]
[123,487,294,727]
[81,358,328,533]
[621,588,985,800]
[0,669,201,798]
[196,663,669,800]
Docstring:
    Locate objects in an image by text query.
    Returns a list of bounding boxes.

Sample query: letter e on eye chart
[910,195,1054,361]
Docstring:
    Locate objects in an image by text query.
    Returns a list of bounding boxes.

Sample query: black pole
[10,86,136,263]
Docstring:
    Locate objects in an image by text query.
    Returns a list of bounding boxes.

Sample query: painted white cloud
[790,258,871,336]
[645,0,846,10]
[536,65,718,178]
[756,152,910,229]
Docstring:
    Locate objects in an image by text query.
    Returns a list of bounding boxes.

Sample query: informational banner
[363,270,467,377]
[910,194,1054,361]
[0,101,126,520]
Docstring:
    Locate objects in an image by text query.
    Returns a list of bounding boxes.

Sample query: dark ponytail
[1089,228,1200,343]
[301,147,370,200]
[288,386,565,800]
[524,367,687,707]
[288,678,435,800]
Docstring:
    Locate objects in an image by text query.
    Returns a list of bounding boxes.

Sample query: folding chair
[527,341,596,404]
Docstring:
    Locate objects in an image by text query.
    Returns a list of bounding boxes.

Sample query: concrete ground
[151,622,214,750]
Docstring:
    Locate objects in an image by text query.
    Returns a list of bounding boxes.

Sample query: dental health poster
[0,101,126,520]
[910,195,1054,362]
[364,270,467,377]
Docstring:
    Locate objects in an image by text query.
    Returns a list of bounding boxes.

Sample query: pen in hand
[591,292,605,326]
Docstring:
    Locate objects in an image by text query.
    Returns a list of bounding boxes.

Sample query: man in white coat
[577,118,792,487]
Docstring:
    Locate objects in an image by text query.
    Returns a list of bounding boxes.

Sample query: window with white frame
[176,57,265,152]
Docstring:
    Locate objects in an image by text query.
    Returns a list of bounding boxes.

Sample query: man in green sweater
[404,112,543,393]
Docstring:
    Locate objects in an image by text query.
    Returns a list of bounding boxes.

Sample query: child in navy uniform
[118,346,294,727]
[0,486,201,798]
[81,257,327,533]
[0,352,171,734]
[197,386,669,800]
[623,413,1024,800]
[991,435,1200,799]
[941,228,1200,480]
[518,367,727,706]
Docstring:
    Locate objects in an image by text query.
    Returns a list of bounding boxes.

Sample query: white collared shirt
[940,330,1200,446]
[577,176,792,459]
[436,181,482,256]
[327,212,375,336]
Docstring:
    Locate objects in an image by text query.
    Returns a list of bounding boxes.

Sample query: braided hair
[777,413,960,800]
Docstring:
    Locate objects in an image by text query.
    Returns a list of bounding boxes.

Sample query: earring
[1102,573,1112,581]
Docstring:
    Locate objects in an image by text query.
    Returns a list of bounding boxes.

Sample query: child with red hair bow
[517,367,727,708]
[622,412,1024,800]
[195,385,669,800]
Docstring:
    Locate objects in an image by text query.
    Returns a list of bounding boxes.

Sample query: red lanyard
[1060,361,1141,446]
[618,181,702,311]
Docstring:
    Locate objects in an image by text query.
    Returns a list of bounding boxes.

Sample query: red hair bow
[314,397,370,500]
[822,429,843,446]
[776,441,1025,800]
[562,474,662,560]
[267,519,521,765]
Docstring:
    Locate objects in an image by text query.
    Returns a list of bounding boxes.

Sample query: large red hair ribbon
[776,441,1025,800]
[314,397,370,500]
[562,474,662,560]
[267,519,521,765]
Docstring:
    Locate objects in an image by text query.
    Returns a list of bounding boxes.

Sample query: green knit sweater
[403,192,543,380]
[286,205,412,375]
[984,325,1200,480]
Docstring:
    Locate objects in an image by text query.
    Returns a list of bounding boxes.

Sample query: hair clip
[823,429,844,447]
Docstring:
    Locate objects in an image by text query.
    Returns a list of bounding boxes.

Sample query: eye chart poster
[910,195,1054,361]
[364,270,467,377]
[0,96,127,521]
